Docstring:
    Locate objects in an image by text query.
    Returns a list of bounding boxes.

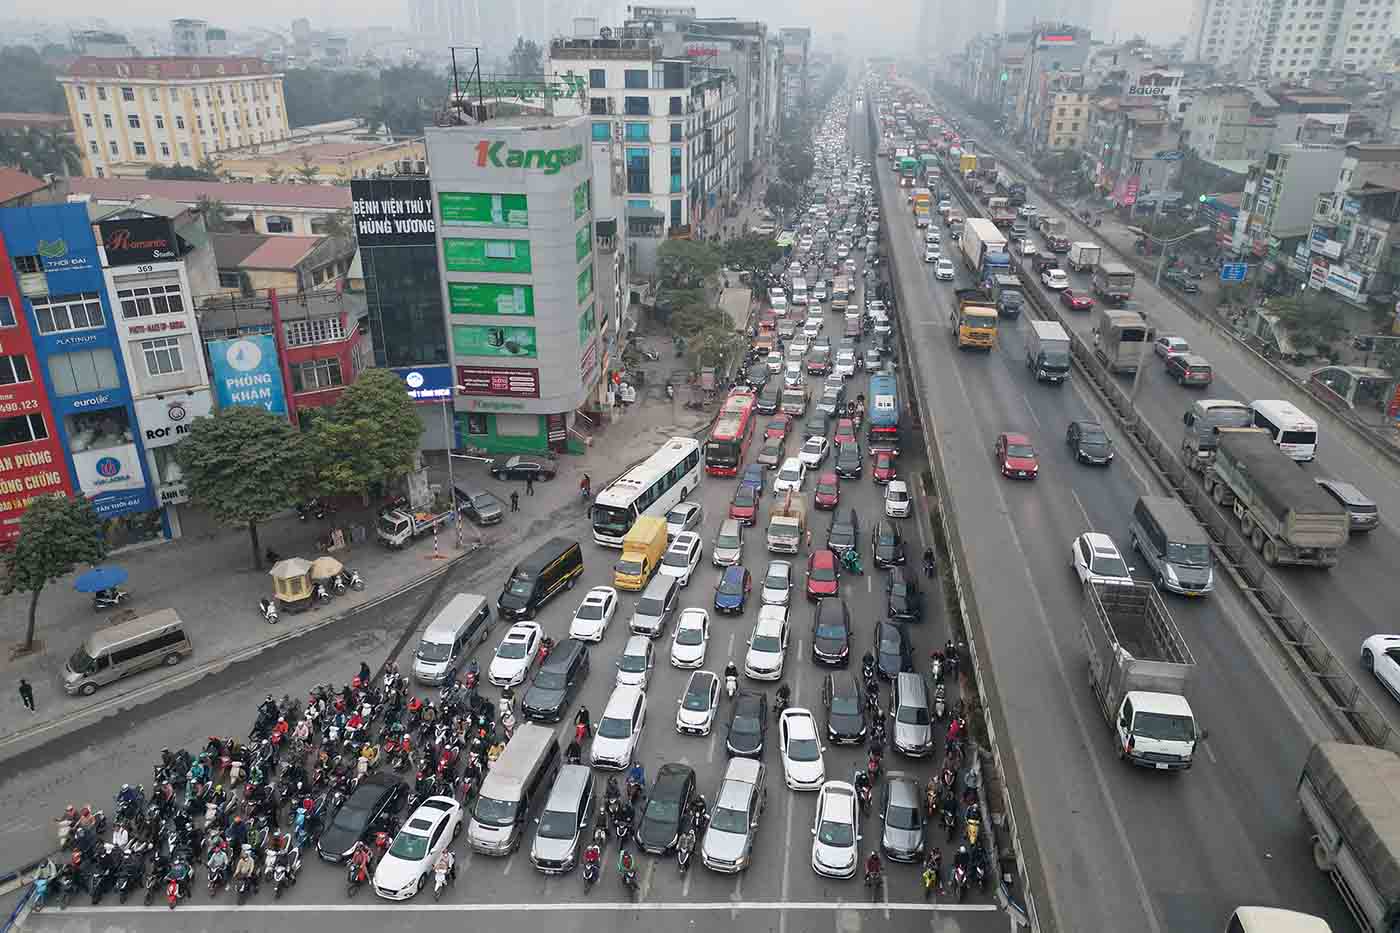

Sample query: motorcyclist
[723,661,738,689]
[580,474,592,499]
[861,650,875,675]
[258,695,278,724]
[865,851,883,880]
[689,794,708,829]
[233,845,258,893]
[206,843,230,882]
[605,775,621,804]
[348,841,372,883]
[922,547,936,577]
[433,849,455,886]
[359,661,372,686]
[575,705,592,739]
[775,682,792,710]
[626,762,645,794]
[117,783,141,812]
[565,739,582,765]
[954,844,971,874]
[166,853,191,899]
[617,849,637,883]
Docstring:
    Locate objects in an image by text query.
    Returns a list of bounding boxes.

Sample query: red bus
[705,390,757,476]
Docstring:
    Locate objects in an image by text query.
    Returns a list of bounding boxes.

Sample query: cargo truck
[1067,242,1102,273]
[988,196,1017,228]
[767,493,806,554]
[959,152,978,177]
[1081,579,1202,771]
[1299,741,1400,933]
[1202,428,1349,567]
[378,506,456,549]
[961,218,1010,280]
[1008,181,1027,206]
[1040,217,1070,253]
[951,288,999,350]
[1092,307,1149,374]
[1092,262,1136,305]
[1026,319,1071,384]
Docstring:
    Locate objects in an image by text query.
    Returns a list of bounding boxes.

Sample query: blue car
[739,464,765,495]
[714,565,752,615]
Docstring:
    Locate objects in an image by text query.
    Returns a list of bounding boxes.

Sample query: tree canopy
[0,47,66,113]
[0,128,81,177]
[307,369,423,500]
[508,38,544,77]
[2,495,108,653]
[657,239,721,290]
[147,163,220,181]
[723,233,783,275]
[282,65,443,135]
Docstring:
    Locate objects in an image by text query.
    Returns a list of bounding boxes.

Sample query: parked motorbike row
[35,660,512,911]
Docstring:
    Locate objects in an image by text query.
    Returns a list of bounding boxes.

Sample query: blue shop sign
[91,488,157,518]
[207,334,288,415]
[0,204,103,284]
[391,365,454,403]
[53,389,129,416]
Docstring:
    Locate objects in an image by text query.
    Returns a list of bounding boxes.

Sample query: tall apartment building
[169,19,229,57]
[779,27,810,129]
[1016,26,1091,141]
[1186,0,1394,81]
[59,57,291,179]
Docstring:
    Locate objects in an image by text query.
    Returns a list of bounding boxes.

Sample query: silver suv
[700,757,766,873]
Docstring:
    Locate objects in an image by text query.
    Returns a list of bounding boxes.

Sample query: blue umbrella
[74,566,129,593]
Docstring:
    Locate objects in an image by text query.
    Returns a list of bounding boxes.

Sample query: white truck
[377,507,456,549]
[1025,320,1071,384]
[1081,579,1202,771]
[1067,242,1101,273]
[960,217,1008,279]
[767,493,806,554]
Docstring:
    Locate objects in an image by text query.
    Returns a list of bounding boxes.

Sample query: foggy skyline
[5,0,1192,49]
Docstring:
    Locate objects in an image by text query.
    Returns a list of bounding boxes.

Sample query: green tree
[294,153,321,183]
[722,233,783,276]
[316,209,353,238]
[2,495,108,653]
[195,195,234,232]
[508,37,544,76]
[147,163,220,181]
[173,406,308,570]
[764,182,799,214]
[1270,293,1349,352]
[0,47,66,113]
[657,239,721,289]
[0,128,82,176]
[265,165,287,184]
[307,369,423,499]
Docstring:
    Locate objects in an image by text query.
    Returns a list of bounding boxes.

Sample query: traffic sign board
[1220,262,1248,282]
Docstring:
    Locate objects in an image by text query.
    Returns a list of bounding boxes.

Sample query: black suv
[315,772,407,862]
[1066,420,1114,466]
[822,671,867,745]
[827,508,861,557]
[872,520,905,568]
[811,598,852,666]
[885,567,922,622]
[636,763,697,855]
[522,640,590,722]
[726,690,768,757]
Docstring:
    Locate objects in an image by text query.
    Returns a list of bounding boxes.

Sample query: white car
[676,670,721,736]
[924,247,939,263]
[811,781,860,878]
[592,684,646,769]
[834,350,857,378]
[488,622,541,687]
[568,586,618,642]
[616,634,655,688]
[744,605,789,681]
[774,457,807,495]
[766,351,784,374]
[665,501,705,539]
[1154,335,1191,359]
[374,796,463,899]
[1071,532,1135,587]
[779,708,827,791]
[658,531,703,587]
[803,319,822,338]
[1016,237,1038,257]
[1363,635,1400,702]
[1041,268,1070,290]
[790,336,810,357]
[925,230,941,244]
[784,361,805,388]
[884,479,912,518]
[761,560,793,606]
[670,608,710,669]
[798,437,829,469]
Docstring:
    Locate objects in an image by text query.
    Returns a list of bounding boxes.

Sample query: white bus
[791,277,809,306]
[1225,907,1331,933]
[1250,399,1318,462]
[591,437,703,547]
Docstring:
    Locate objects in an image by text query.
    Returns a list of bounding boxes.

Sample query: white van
[768,287,788,312]
[792,278,809,307]
[1249,399,1317,462]
[413,593,494,684]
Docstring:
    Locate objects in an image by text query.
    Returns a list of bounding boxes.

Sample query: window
[291,356,344,392]
[592,121,610,141]
[218,270,241,289]
[117,283,184,319]
[624,97,649,116]
[97,86,106,101]
[624,69,648,89]
[133,142,147,157]
[180,142,190,158]
[103,114,113,129]
[670,96,683,115]
[31,292,104,335]
[0,296,14,327]
[121,87,134,102]
[590,97,608,115]
[150,88,159,102]
[670,199,683,227]
[170,88,179,102]
[625,122,649,141]
[670,122,682,142]
[141,336,184,376]
[89,140,99,155]
[197,116,203,129]
[77,87,86,101]
[590,68,606,89]
[283,317,346,347]
[0,414,47,448]
[153,114,164,130]
[48,348,120,395]
[0,354,32,386]
[626,147,650,194]
[175,115,185,130]
[265,215,293,234]
[160,143,170,158]
[83,113,92,128]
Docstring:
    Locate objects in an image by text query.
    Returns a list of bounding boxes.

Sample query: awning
[626,205,665,220]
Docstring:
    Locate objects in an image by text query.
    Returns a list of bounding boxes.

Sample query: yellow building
[59,56,291,179]
[217,138,427,184]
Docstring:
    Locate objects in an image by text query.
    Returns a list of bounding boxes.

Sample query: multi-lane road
[863,87,1355,933]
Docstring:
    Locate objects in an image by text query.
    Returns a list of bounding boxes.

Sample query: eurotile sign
[474,140,584,175]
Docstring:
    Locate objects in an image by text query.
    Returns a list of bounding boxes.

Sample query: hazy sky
[7,0,1192,48]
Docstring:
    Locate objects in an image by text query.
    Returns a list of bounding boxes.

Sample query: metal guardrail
[938,152,1400,755]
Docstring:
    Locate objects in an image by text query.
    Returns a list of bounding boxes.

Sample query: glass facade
[361,244,449,368]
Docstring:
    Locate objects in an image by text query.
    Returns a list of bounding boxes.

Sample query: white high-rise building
[1186,0,1395,81]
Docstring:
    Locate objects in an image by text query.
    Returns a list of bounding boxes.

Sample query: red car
[806,548,841,601]
[872,451,896,485]
[730,483,760,525]
[995,432,1040,480]
[1060,289,1094,311]
[765,415,792,442]
[833,418,857,447]
[814,470,841,510]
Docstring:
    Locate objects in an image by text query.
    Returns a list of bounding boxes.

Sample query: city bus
[591,436,703,547]
[705,390,758,476]
[868,371,901,455]
[1250,399,1319,462]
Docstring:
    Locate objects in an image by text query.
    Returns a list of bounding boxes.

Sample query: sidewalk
[0,398,714,754]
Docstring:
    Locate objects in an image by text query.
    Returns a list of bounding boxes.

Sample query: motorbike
[313,582,331,606]
[93,588,130,611]
[620,864,639,900]
[30,874,50,912]
[972,848,988,891]
[116,859,144,904]
[332,573,347,596]
[89,864,115,905]
[207,859,228,896]
[58,867,80,909]
[944,803,958,842]
[965,803,982,846]
[933,683,947,721]
[346,859,370,898]
[166,862,191,910]
[235,870,256,905]
[259,598,279,625]
[855,781,872,816]
[864,867,883,900]
[432,858,455,901]
[272,850,300,899]
[724,673,738,700]
[954,862,969,902]
[677,828,695,872]
[582,847,601,890]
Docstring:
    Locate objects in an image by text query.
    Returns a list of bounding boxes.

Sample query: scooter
[346,860,369,898]
[93,588,130,611]
[582,847,601,890]
[431,858,455,901]
[954,862,969,902]
[677,828,695,873]
[259,599,279,625]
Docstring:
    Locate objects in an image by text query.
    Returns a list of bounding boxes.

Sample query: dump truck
[1092,262,1136,304]
[1067,242,1102,273]
[951,287,999,350]
[1202,428,1350,567]
[767,492,806,554]
[1092,307,1150,374]
[378,506,455,549]
[1180,399,1254,475]
[1298,741,1400,933]
[1040,216,1070,253]
[1081,579,1202,771]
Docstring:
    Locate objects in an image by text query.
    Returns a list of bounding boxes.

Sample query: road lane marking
[683,861,694,897]
[502,851,516,876]
[732,868,744,918]
[57,901,1001,914]
[1071,490,1093,529]
[1021,394,1041,429]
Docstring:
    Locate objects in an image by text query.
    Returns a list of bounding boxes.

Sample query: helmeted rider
[433,849,455,884]
[865,850,882,880]
[348,841,372,882]
[207,843,230,880]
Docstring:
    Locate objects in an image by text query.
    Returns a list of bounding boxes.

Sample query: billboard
[442,238,532,274]
[391,364,455,403]
[350,178,437,247]
[447,282,535,316]
[438,192,529,228]
[207,335,288,415]
[99,217,180,266]
[457,365,541,399]
[452,324,537,359]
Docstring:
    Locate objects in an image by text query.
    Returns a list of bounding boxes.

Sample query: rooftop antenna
[447,45,487,123]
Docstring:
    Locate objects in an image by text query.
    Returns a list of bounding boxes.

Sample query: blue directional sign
[1220,262,1248,282]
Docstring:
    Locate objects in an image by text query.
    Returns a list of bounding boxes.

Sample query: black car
[745,363,771,390]
[490,455,557,482]
[874,620,914,681]
[756,385,781,415]
[803,413,831,442]
[834,442,863,479]
[811,598,852,666]
[726,690,768,757]
[1033,255,1059,275]
[885,567,922,622]
[822,671,867,745]
[315,772,407,862]
[454,485,505,526]
[521,642,589,722]
[827,508,861,557]
[1163,269,1201,294]
[872,520,905,569]
[636,763,697,855]
[1066,420,1114,466]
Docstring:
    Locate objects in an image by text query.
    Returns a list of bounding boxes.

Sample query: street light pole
[1125,223,1213,409]
[442,396,460,548]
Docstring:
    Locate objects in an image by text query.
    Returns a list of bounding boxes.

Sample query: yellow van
[62,609,192,696]
[614,516,667,591]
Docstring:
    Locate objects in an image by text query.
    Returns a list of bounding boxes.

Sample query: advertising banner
[1324,266,1364,301]
[71,443,147,497]
[99,217,179,266]
[456,365,541,398]
[0,442,72,542]
[438,192,529,228]
[577,265,593,305]
[442,238,532,274]
[576,225,592,263]
[134,391,213,447]
[447,282,535,316]
[453,325,537,358]
[391,365,455,403]
[578,303,595,346]
[1310,227,1343,260]
[350,178,437,247]
[574,180,591,220]
[207,335,288,415]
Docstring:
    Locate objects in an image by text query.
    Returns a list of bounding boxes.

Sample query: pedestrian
[510,491,520,513]
[525,476,535,497]
[805,528,813,552]
[18,679,34,713]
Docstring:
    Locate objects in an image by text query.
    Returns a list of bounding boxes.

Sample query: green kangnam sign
[474,140,584,175]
